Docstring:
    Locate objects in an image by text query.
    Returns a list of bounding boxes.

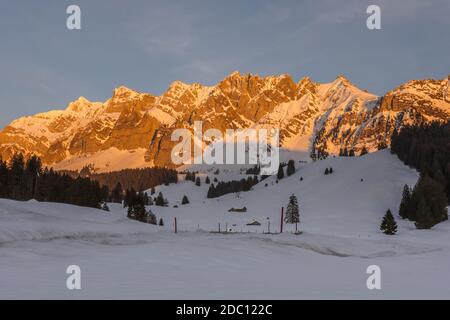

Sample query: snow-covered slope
[2,151,450,299]
[0,200,154,244]
[149,150,420,236]
[0,73,448,173]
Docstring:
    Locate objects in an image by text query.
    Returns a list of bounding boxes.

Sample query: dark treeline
[0,154,108,208]
[207,176,262,198]
[391,122,449,229]
[246,165,260,175]
[87,167,178,192]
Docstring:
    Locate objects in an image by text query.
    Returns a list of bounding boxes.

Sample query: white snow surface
[1,151,450,299]
[52,148,152,173]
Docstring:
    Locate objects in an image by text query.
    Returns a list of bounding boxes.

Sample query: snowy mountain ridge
[0,72,449,173]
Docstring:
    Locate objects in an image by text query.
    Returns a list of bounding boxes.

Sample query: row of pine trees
[207,176,261,198]
[0,153,108,208]
[75,166,178,193]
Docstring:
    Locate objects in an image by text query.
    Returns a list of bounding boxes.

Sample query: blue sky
[1,0,449,128]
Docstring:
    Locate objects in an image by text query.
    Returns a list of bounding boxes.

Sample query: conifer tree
[285,194,300,232]
[277,164,284,180]
[10,153,25,200]
[205,176,210,184]
[123,188,133,208]
[111,182,123,203]
[155,192,165,206]
[182,195,189,205]
[143,192,150,205]
[287,160,296,176]
[398,184,411,219]
[413,175,448,229]
[380,209,397,235]
[25,155,42,199]
[414,195,435,229]
[0,159,8,198]
[207,184,216,198]
[159,218,164,226]
[195,177,201,186]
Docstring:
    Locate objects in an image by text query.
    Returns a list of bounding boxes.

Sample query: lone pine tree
[155,192,166,206]
[380,209,397,235]
[182,195,189,205]
[285,194,300,232]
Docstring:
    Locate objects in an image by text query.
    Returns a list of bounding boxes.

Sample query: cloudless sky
[1,0,449,128]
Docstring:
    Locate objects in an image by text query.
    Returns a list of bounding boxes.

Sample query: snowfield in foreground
[1,151,450,299]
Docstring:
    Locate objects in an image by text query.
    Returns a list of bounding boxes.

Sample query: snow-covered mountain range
[0,72,449,172]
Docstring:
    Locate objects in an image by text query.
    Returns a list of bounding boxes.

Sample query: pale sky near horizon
[1,0,449,128]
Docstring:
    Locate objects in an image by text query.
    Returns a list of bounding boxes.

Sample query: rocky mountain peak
[113,85,140,96]
[66,96,94,112]
[106,86,155,113]
[297,76,318,95]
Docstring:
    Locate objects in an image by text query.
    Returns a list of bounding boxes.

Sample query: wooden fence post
[174,217,177,234]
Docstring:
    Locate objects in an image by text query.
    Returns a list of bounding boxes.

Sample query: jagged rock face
[0,72,449,172]
[105,86,156,113]
[380,79,450,117]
